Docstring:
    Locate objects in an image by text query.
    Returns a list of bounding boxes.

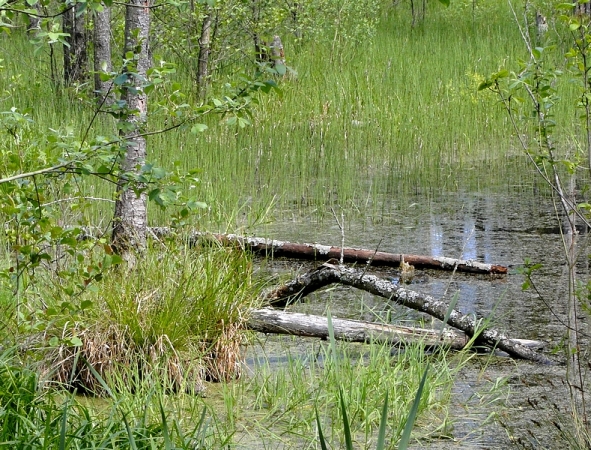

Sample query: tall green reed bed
[0,1,555,230]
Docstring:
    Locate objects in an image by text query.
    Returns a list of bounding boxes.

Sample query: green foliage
[0,350,224,448]
[95,242,261,351]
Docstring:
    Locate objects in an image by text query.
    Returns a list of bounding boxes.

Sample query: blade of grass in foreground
[339,387,354,450]
[376,391,389,449]
[398,367,429,450]
[398,292,459,449]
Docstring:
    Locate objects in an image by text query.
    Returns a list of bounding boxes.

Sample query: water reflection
[256,191,565,340]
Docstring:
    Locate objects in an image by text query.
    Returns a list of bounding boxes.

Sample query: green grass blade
[82,358,114,399]
[376,391,389,450]
[315,406,329,450]
[159,398,173,450]
[439,291,459,338]
[59,396,70,450]
[398,365,429,450]
[339,387,354,450]
[122,414,138,450]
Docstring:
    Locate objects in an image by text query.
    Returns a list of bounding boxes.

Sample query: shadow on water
[249,189,589,448]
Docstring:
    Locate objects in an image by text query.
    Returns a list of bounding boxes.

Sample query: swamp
[1,0,590,448]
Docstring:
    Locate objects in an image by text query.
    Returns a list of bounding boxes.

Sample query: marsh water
[247,177,589,448]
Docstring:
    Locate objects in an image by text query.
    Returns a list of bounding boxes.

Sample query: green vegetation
[1,0,575,447]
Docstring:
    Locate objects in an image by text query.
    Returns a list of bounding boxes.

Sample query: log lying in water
[149,229,508,275]
[264,263,551,364]
[248,307,469,349]
[247,308,544,351]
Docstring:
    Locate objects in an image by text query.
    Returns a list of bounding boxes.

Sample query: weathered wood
[265,263,552,364]
[149,229,507,274]
[248,308,469,349]
[247,308,545,351]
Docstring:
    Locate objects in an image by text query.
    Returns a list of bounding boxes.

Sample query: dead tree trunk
[160,231,507,274]
[248,308,544,351]
[248,308,469,349]
[269,35,285,67]
[265,263,552,364]
[197,8,213,95]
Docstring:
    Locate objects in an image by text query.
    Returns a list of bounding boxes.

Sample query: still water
[250,188,589,449]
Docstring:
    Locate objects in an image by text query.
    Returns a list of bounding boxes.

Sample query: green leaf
[376,392,389,450]
[191,123,208,133]
[113,73,128,86]
[556,3,575,10]
[438,0,450,6]
[80,300,93,310]
[274,64,287,76]
[69,336,83,347]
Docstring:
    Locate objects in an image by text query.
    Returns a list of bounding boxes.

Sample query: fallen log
[248,307,469,349]
[149,228,507,275]
[247,308,545,351]
[264,263,552,364]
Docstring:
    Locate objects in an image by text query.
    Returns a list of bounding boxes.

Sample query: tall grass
[244,332,466,448]
[0,1,560,231]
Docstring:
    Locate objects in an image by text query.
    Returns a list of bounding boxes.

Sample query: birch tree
[111,0,152,264]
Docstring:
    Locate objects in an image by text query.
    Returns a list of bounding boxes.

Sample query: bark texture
[112,0,151,261]
[157,231,507,274]
[197,9,213,94]
[93,5,113,104]
[63,3,88,84]
[247,308,544,351]
[265,263,552,364]
[248,308,469,349]
[270,35,285,67]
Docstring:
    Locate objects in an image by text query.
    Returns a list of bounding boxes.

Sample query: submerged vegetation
[1,0,588,447]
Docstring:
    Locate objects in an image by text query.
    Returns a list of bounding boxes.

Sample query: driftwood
[248,307,469,349]
[247,308,544,351]
[264,263,551,364]
[149,229,508,275]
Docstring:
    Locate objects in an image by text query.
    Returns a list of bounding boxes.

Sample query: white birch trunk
[112,0,152,263]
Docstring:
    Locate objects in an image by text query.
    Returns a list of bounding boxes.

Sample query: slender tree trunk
[63,3,87,84]
[270,35,285,67]
[93,5,113,104]
[26,0,41,35]
[112,0,152,264]
[197,8,213,96]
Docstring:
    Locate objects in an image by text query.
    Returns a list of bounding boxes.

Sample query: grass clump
[39,240,263,395]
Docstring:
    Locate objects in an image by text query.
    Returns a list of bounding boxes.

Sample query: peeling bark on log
[149,229,507,275]
[248,307,469,349]
[264,263,552,364]
[247,308,544,351]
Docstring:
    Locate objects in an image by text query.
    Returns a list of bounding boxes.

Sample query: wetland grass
[0,1,556,447]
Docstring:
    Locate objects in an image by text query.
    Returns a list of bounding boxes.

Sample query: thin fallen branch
[264,263,551,364]
[149,229,508,275]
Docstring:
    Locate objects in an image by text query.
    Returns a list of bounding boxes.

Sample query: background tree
[93,3,113,103]
[63,1,88,84]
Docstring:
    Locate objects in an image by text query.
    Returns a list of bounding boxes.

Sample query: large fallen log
[248,307,469,349]
[264,263,552,364]
[149,228,507,275]
[247,308,544,351]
